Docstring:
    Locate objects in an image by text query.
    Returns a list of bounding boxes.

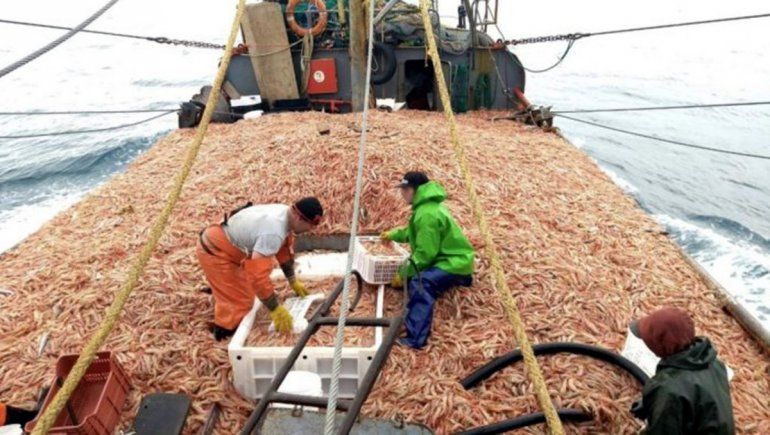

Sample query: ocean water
[1,1,768,329]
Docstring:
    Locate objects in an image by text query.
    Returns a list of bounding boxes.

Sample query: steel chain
[149,36,225,50]
[147,36,225,50]
[507,32,588,46]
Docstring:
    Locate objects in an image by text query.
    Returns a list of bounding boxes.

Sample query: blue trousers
[402,267,472,349]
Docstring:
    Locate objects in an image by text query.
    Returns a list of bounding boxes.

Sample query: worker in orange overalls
[196,197,323,340]
[0,402,37,427]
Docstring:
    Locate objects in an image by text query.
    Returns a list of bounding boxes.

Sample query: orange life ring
[286,0,328,37]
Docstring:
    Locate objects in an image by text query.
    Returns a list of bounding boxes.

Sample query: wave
[601,167,639,194]
[0,133,165,252]
[0,192,85,253]
[687,214,770,250]
[655,214,770,324]
[0,134,161,187]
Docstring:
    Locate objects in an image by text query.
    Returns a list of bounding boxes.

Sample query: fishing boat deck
[0,110,768,434]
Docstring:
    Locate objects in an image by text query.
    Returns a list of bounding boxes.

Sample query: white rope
[324,0,377,432]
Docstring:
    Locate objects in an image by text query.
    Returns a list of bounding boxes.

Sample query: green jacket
[640,337,734,435]
[387,181,474,277]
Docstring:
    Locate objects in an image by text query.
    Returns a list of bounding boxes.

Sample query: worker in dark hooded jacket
[381,171,475,349]
[630,307,734,434]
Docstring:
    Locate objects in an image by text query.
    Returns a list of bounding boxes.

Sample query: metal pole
[373,0,399,25]
[338,0,346,25]
[463,0,476,68]
[349,0,367,111]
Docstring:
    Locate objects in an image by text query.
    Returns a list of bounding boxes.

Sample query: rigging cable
[505,12,770,46]
[0,0,121,78]
[556,114,770,160]
[553,100,770,114]
[0,111,176,139]
[0,17,308,53]
[0,108,177,115]
[0,18,224,49]
[323,0,377,432]
[490,12,770,75]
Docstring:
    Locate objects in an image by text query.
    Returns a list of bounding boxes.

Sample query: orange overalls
[196,225,294,330]
[0,403,6,425]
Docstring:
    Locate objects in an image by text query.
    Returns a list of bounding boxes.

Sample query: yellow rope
[417,1,564,433]
[30,1,246,432]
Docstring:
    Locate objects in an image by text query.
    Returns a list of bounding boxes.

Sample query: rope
[300,32,315,93]
[0,111,176,139]
[324,0,376,432]
[418,1,564,433]
[553,100,770,114]
[29,1,246,433]
[0,0,121,79]
[504,12,770,46]
[244,39,304,58]
[556,114,770,160]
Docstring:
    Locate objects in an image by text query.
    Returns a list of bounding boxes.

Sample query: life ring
[286,0,328,37]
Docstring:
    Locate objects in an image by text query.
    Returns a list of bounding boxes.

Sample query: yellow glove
[270,305,294,334]
[290,278,309,298]
[380,231,391,241]
[390,273,403,288]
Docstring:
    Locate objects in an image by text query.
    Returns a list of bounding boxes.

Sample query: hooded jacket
[640,337,734,435]
[387,181,474,277]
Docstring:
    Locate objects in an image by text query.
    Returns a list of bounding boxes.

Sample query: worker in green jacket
[630,307,734,434]
[381,171,475,349]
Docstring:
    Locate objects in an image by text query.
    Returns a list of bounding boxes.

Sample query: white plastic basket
[228,284,385,400]
[353,236,409,285]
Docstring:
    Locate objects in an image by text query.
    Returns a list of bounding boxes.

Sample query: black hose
[348,270,364,312]
[306,271,364,320]
[454,408,592,435]
[461,342,649,390]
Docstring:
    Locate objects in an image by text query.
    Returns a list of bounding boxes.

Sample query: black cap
[396,171,430,189]
[293,197,324,225]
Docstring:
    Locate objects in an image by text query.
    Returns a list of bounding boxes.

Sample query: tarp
[374,0,494,54]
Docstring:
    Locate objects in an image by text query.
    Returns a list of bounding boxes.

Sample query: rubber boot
[209,323,235,341]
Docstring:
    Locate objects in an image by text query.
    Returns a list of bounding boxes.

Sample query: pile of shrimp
[1,110,767,434]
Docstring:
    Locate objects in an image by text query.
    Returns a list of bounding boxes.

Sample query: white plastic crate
[228,284,385,400]
[353,236,409,284]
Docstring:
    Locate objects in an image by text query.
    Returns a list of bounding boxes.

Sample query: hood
[658,337,717,371]
[412,181,446,209]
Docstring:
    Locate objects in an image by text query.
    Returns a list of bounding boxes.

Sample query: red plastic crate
[26,352,130,435]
